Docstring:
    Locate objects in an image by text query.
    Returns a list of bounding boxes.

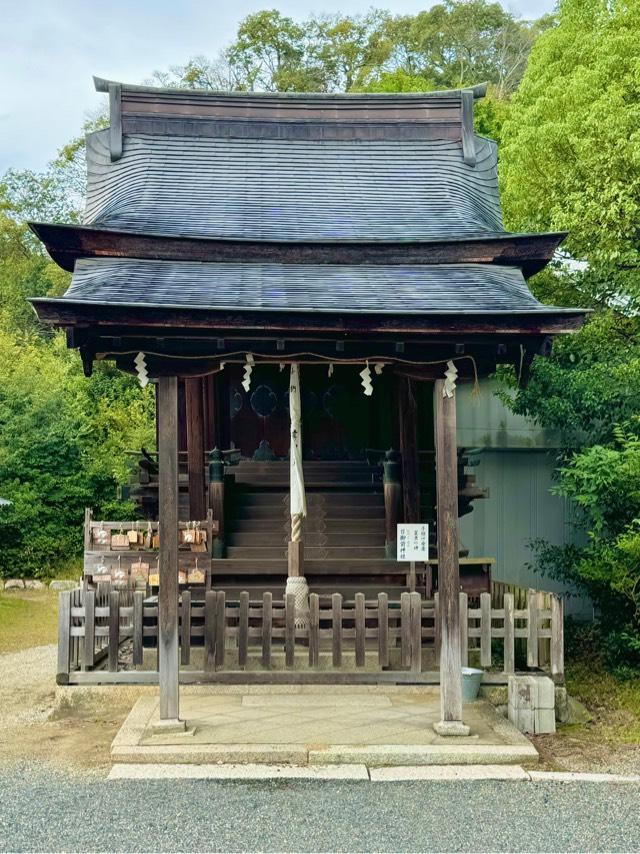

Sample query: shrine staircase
[214,460,412,600]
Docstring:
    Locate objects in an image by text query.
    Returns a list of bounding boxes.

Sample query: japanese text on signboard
[397,523,429,561]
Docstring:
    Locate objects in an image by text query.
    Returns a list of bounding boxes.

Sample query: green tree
[226,9,320,92]
[375,2,547,97]
[501,0,640,306]
[0,143,155,577]
[497,0,640,671]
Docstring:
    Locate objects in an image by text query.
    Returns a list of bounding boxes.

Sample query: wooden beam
[29,221,568,278]
[434,378,468,734]
[185,377,206,519]
[31,299,588,338]
[157,375,180,722]
[398,376,420,523]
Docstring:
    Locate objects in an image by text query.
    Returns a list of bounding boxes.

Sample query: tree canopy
[153,2,545,97]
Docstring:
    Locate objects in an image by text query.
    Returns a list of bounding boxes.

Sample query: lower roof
[57,258,576,316]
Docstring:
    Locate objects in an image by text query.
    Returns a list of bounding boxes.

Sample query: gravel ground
[0,762,639,853]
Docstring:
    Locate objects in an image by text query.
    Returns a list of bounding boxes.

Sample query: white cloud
[0,0,556,173]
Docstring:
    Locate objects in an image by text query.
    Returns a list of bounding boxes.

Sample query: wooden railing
[57,586,564,686]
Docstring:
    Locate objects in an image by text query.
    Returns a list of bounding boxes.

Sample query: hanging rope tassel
[242,353,254,392]
[134,352,149,387]
[360,362,373,396]
[443,360,458,398]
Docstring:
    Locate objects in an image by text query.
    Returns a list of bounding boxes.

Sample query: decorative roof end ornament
[461,89,477,167]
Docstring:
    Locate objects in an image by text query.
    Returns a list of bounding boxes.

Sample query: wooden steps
[217,460,397,596]
[227,531,386,547]
[212,558,406,576]
[226,546,387,560]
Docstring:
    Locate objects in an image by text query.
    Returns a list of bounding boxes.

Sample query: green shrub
[0,328,154,577]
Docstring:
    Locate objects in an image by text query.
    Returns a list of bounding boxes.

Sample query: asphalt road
[1,765,638,853]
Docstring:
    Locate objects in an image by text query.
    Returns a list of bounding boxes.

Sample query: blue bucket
[461,667,483,702]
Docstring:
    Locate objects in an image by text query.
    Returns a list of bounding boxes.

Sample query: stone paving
[111,686,538,767]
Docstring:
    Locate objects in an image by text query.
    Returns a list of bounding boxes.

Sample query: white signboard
[397,523,429,562]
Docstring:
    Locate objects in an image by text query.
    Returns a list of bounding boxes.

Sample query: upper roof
[80,78,500,244]
[83,131,502,242]
[29,78,586,340]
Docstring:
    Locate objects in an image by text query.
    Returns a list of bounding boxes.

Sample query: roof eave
[30,296,589,337]
[28,221,568,278]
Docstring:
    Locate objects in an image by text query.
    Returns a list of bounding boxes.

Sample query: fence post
[401,592,411,668]
[204,589,216,673]
[355,592,366,668]
[309,593,320,668]
[133,590,144,666]
[503,592,515,674]
[480,591,492,668]
[181,589,191,666]
[551,595,564,678]
[83,588,95,671]
[410,592,422,673]
[215,591,226,670]
[261,592,272,669]
[332,593,343,668]
[527,588,539,668]
[285,593,295,669]
[57,591,72,683]
[377,592,388,668]
[459,592,468,668]
[238,591,249,669]
[108,589,120,672]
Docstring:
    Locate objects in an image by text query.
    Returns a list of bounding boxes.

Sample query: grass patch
[565,659,640,745]
[0,589,59,655]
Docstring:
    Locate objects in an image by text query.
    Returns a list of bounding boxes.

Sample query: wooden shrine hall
[30,77,585,734]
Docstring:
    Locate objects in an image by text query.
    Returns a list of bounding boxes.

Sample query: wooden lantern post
[156,376,184,729]
[433,378,469,736]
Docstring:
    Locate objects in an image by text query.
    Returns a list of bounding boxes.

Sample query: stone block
[4,579,24,590]
[50,580,77,591]
[24,579,45,589]
[508,675,535,710]
[534,708,556,734]
[508,706,534,734]
[536,677,556,710]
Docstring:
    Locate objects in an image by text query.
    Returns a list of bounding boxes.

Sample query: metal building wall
[456,381,592,617]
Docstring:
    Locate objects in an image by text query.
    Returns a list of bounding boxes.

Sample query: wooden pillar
[208,448,225,558]
[202,375,216,452]
[157,376,182,727]
[398,376,420,523]
[383,449,402,559]
[185,377,206,520]
[433,379,469,735]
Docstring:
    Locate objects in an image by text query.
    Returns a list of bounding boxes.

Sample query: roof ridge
[93,76,488,101]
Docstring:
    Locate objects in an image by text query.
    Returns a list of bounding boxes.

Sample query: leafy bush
[530,431,640,674]
[0,328,154,578]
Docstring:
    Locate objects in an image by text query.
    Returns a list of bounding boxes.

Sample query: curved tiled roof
[83,129,502,242]
[63,258,568,315]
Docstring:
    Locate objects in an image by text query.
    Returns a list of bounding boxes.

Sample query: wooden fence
[57,587,563,685]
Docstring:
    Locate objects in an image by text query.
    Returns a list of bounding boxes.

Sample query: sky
[0,0,555,174]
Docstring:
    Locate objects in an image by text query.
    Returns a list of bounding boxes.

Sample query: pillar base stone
[151,718,194,736]
[433,720,471,737]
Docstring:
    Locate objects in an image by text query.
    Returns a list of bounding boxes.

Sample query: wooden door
[228,364,394,460]
[228,365,290,459]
